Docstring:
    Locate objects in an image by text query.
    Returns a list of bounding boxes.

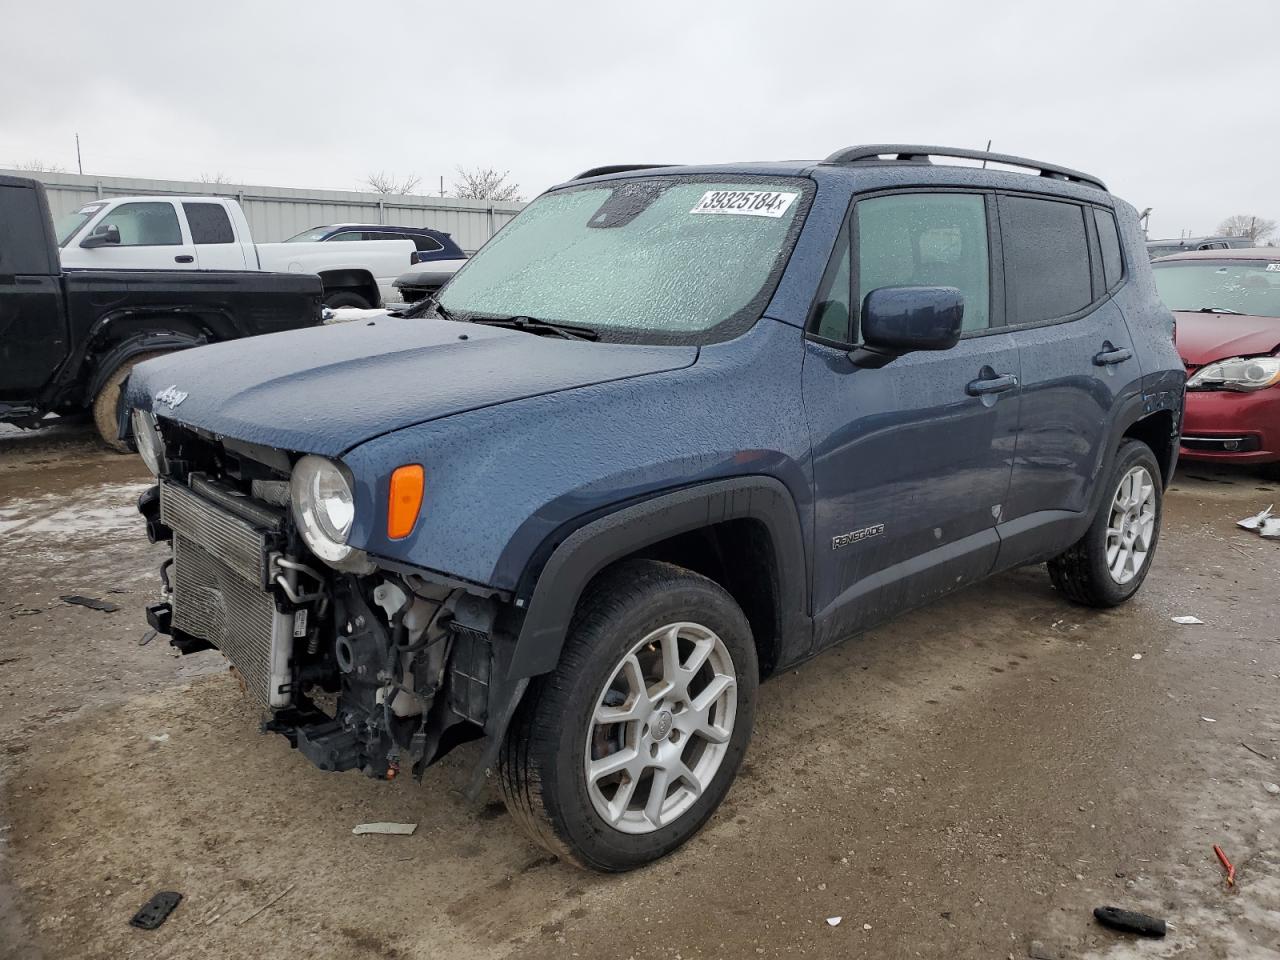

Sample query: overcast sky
[1,0,1273,239]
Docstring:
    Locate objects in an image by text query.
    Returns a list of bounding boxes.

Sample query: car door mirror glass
[850,286,964,368]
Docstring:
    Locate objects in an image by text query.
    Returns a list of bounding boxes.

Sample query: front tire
[1047,439,1163,607]
[91,351,169,453]
[498,559,758,872]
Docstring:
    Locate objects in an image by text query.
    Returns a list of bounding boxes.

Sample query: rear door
[803,190,1020,646]
[75,200,198,269]
[0,179,68,402]
[183,202,249,270]
[995,194,1143,566]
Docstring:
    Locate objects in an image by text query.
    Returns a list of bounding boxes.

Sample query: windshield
[1153,260,1280,318]
[439,176,810,343]
[56,202,106,246]
[285,227,334,242]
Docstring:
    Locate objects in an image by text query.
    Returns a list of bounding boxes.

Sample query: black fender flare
[85,330,207,405]
[505,475,811,681]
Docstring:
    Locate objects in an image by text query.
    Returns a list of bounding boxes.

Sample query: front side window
[1000,195,1092,323]
[1153,260,1280,318]
[856,193,991,332]
[811,229,851,342]
[89,201,182,246]
[439,177,810,343]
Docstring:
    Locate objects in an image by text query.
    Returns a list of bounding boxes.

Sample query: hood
[125,316,696,456]
[1174,311,1280,367]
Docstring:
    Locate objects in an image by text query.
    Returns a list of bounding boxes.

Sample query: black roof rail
[822,144,1107,192]
[572,164,678,181]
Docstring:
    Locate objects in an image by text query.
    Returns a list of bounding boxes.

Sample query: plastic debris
[1214,844,1236,887]
[1171,616,1204,625]
[1092,905,1166,938]
[148,733,169,743]
[1265,782,1280,796]
[60,595,120,613]
[129,891,182,930]
[862,923,872,930]
[1201,716,1217,723]
[1131,653,1143,660]
[825,916,842,927]
[1237,505,1273,530]
[352,822,417,836]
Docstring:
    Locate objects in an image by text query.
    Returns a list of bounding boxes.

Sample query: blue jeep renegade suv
[125,145,1184,871]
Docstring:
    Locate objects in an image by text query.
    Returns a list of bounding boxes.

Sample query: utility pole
[75,132,83,174]
[439,175,445,198]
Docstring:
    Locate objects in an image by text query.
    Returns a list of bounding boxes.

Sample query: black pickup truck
[0,175,323,449]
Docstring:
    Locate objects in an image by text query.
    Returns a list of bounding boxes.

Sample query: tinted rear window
[1000,196,1092,323]
[0,184,56,274]
[184,203,235,244]
[1094,208,1124,289]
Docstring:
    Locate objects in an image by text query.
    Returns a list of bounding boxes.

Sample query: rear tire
[323,291,372,309]
[91,351,169,453]
[498,559,758,872]
[1047,439,1163,607]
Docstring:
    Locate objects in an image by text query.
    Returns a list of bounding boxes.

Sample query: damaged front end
[137,419,517,784]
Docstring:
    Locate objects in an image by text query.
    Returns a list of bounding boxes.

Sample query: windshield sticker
[690,190,798,218]
[1267,263,1280,272]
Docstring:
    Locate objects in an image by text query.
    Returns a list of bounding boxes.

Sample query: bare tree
[452,166,522,202]
[197,172,233,185]
[14,160,66,173]
[364,171,422,195]
[1217,214,1277,243]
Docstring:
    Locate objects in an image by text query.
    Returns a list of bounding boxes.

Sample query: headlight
[131,409,165,476]
[1187,356,1280,392]
[290,455,355,562]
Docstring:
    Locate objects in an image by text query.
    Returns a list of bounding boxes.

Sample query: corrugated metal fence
[4,169,526,252]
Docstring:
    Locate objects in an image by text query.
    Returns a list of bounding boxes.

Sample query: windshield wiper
[1189,306,1245,315]
[398,295,455,321]
[467,315,600,341]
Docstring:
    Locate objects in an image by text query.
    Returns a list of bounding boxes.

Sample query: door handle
[174,255,194,264]
[966,373,1019,396]
[1093,345,1133,366]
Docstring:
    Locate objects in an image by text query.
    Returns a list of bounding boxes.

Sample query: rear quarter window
[183,203,235,244]
[1000,195,1092,324]
[1094,208,1124,290]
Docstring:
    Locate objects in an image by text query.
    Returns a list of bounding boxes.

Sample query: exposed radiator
[160,481,295,708]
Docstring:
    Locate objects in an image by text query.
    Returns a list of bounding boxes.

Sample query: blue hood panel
[124,316,697,456]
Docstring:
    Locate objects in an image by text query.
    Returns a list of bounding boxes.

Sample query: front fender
[507,475,811,680]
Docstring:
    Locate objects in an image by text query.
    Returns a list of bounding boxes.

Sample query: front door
[74,200,199,270]
[803,191,1020,648]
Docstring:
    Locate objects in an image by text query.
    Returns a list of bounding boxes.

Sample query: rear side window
[183,203,235,244]
[1000,196,1092,323]
[413,235,444,252]
[856,193,991,331]
[1094,208,1124,289]
[94,201,182,246]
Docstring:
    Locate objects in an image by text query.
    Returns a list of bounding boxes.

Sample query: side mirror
[81,223,121,248]
[850,286,964,369]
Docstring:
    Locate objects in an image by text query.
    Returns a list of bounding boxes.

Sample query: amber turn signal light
[387,465,424,539]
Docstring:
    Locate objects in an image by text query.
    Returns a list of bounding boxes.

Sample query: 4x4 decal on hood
[154,385,188,410]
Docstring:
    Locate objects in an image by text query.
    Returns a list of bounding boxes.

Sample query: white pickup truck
[56,196,415,308]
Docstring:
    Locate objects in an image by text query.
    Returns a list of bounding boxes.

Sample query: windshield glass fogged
[439,178,808,338]
[56,203,106,246]
[285,228,333,242]
[1153,260,1280,318]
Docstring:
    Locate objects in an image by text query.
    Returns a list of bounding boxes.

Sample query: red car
[1152,248,1280,477]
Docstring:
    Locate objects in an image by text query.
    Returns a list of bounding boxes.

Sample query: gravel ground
[2,423,1278,960]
